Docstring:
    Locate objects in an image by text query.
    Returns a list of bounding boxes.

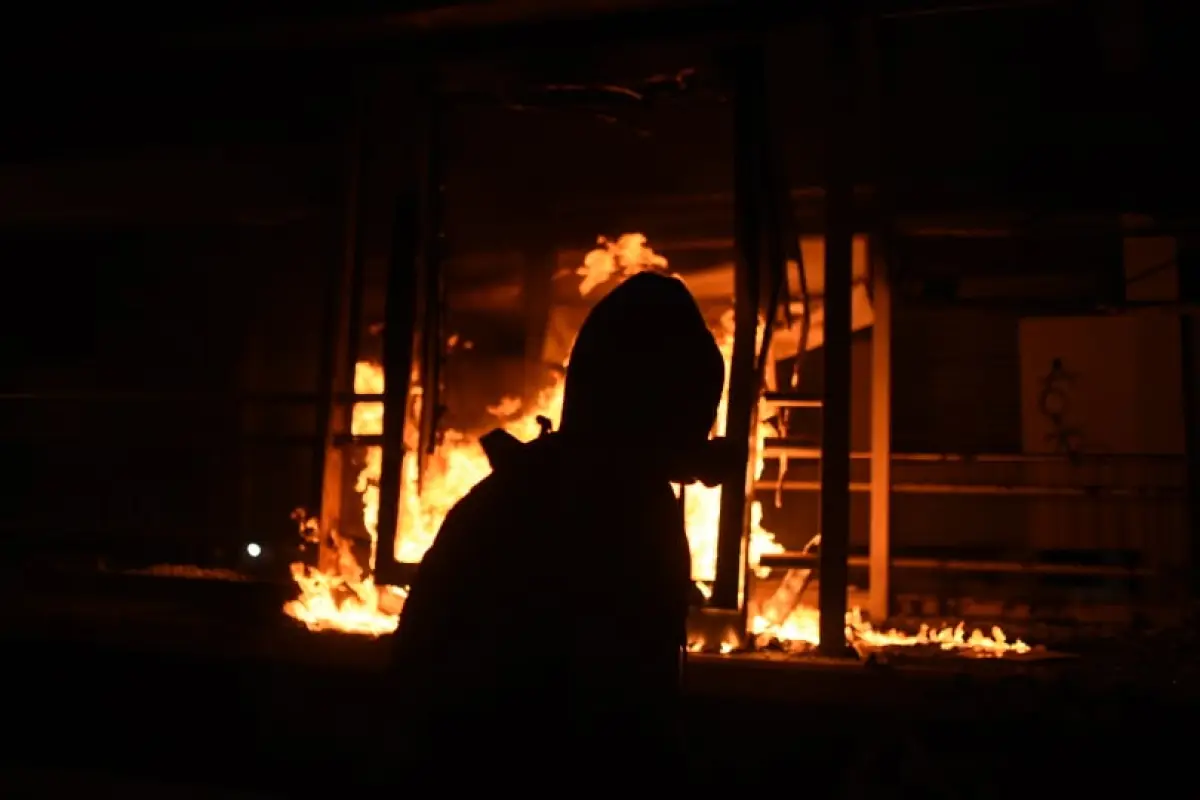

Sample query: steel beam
[757,552,1155,578]
[416,92,447,490]
[372,192,422,585]
[315,89,367,564]
[712,44,767,613]
[757,480,1184,499]
[817,6,857,658]
[868,247,892,623]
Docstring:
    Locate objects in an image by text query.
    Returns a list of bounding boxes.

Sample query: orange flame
[282,233,1031,658]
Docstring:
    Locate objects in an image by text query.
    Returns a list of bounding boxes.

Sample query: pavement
[0,766,276,798]
[3,571,1196,795]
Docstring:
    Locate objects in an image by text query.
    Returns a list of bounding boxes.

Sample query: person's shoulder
[628,481,685,516]
[439,470,504,525]
[438,454,547,532]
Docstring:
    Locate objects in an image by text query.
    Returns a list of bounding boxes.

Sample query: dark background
[0,1,1193,586]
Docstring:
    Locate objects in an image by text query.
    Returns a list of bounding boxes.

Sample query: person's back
[391,272,726,779]
[393,432,691,771]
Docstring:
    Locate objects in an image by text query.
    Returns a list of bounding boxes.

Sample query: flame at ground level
[746,607,1030,656]
[285,561,404,637]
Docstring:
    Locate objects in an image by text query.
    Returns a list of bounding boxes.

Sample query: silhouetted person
[391,272,727,782]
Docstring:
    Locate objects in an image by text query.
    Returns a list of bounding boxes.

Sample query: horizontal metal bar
[760,444,1187,463]
[755,480,1185,498]
[0,391,385,405]
[1,432,324,447]
[905,298,1200,316]
[761,444,825,459]
[756,552,1155,577]
[760,392,823,409]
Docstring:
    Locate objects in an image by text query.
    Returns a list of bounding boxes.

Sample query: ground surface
[2,570,1195,796]
[0,767,274,798]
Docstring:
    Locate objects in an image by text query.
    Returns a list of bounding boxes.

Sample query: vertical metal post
[867,247,892,623]
[864,14,891,625]
[374,191,422,582]
[714,45,767,613]
[416,92,446,487]
[818,7,857,658]
[317,82,369,571]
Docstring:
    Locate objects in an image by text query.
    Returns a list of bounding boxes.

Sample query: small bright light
[246,543,262,558]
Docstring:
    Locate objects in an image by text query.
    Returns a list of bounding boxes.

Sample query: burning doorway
[282,45,1035,659]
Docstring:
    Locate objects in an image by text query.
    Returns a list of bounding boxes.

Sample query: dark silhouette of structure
[391,272,725,779]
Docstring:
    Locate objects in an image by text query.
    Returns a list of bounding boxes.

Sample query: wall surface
[758,236,1190,618]
[0,54,351,568]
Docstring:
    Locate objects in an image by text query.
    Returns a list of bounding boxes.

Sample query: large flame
[283,232,1030,657]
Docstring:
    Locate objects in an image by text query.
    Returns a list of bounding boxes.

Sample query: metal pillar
[862,7,891,625]
[817,7,857,658]
[358,70,439,587]
[867,248,893,623]
[373,190,422,583]
[713,45,768,613]
[415,95,446,488]
[317,81,370,573]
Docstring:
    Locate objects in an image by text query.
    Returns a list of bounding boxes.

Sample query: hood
[559,272,724,460]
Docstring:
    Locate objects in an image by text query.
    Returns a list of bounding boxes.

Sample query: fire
[575,232,669,295]
[283,232,1031,657]
[748,608,1030,656]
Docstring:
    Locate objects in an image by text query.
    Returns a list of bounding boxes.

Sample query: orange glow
[282,233,1031,658]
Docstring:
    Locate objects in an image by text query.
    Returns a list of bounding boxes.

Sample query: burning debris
[282,233,1033,659]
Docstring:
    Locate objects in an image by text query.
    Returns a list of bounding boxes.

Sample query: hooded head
[559,272,725,481]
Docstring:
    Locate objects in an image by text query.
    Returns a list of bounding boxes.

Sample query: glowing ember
[282,232,1031,658]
